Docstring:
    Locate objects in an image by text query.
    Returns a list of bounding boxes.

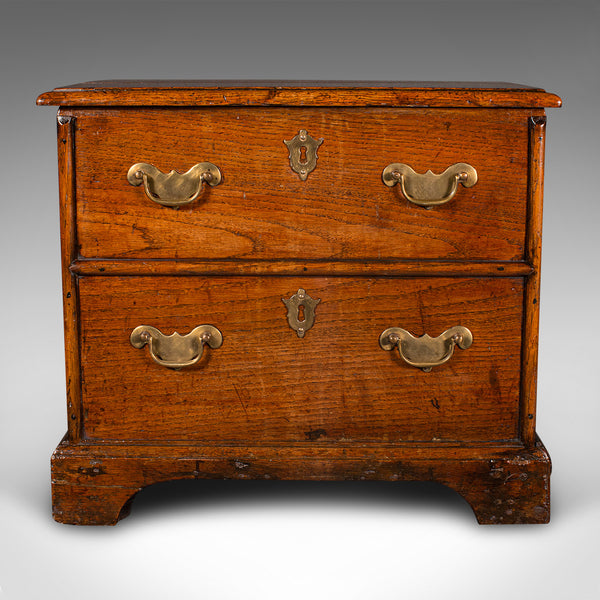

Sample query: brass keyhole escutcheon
[284,129,323,181]
[282,288,320,338]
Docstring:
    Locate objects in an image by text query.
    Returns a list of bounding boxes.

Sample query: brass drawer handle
[379,326,473,371]
[127,162,222,207]
[130,325,223,369]
[382,162,477,207]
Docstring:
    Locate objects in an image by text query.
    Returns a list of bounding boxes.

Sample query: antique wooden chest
[37,81,561,524]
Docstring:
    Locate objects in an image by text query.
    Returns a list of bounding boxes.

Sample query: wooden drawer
[78,276,523,443]
[73,107,530,261]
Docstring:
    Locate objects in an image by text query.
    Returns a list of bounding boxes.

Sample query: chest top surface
[37,80,561,107]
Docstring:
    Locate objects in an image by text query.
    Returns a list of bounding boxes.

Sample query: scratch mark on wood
[233,384,249,418]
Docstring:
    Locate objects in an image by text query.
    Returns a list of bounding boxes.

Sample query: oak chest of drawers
[37,81,561,524]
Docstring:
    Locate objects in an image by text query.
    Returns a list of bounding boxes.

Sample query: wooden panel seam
[70,259,534,277]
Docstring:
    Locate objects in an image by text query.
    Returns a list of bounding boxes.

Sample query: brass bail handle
[379,326,473,371]
[127,162,222,207]
[130,324,223,369]
[382,162,477,207]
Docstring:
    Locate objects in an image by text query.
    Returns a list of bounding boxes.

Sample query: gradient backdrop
[1,1,598,598]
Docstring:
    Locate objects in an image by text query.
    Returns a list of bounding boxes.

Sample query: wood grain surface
[70,258,533,277]
[73,107,531,261]
[36,80,562,108]
[57,115,83,440]
[521,116,546,445]
[78,276,524,443]
[51,437,551,525]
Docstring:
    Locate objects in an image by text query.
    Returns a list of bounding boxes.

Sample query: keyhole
[297,304,305,322]
[300,146,307,164]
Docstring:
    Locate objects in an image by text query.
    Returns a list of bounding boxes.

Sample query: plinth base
[51,437,551,525]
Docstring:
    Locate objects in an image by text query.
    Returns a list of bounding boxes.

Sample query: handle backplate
[382,162,477,207]
[127,162,222,207]
[130,324,223,369]
[379,325,473,371]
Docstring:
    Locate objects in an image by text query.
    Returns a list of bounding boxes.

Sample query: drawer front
[78,276,523,443]
[74,108,529,261]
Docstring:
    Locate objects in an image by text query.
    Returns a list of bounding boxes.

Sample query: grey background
[1,1,598,598]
